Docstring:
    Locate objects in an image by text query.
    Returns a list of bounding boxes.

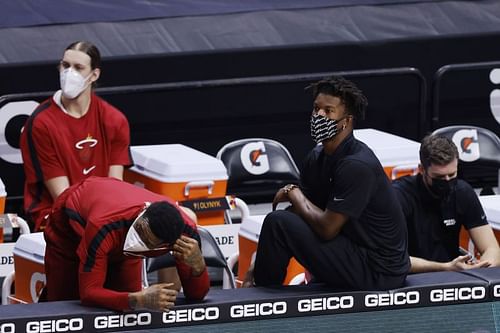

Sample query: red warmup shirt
[45,177,209,311]
[20,91,132,230]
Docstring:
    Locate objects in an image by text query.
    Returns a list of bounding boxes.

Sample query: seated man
[246,76,410,290]
[44,176,209,312]
[392,134,500,272]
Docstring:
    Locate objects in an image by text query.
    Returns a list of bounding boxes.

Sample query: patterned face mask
[310,114,346,144]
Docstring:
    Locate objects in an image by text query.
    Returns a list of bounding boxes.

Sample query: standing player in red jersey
[44,177,209,312]
[20,41,132,231]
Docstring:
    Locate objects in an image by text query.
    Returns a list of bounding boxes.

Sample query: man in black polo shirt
[247,77,410,290]
[392,134,500,272]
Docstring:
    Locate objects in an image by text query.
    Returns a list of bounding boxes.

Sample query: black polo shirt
[300,133,410,276]
[392,174,488,262]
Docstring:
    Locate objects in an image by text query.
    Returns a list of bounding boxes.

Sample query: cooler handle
[391,164,419,180]
[184,180,214,197]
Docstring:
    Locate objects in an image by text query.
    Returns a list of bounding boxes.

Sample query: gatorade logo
[240,141,270,175]
[0,101,38,164]
[452,129,480,162]
[490,68,500,125]
[30,271,46,302]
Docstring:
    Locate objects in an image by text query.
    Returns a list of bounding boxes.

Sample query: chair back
[216,138,300,203]
[432,125,500,191]
[147,226,236,289]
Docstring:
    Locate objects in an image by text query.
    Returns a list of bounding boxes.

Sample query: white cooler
[354,128,420,179]
[460,195,500,254]
[124,144,229,225]
[479,195,500,242]
[10,232,46,304]
[237,211,304,287]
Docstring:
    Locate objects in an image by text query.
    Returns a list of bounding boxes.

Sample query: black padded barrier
[0,268,498,332]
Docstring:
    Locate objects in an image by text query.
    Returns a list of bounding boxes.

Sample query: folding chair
[216,138,300,204]
[147,226,236,289]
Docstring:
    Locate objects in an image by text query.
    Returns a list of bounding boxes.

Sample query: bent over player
[44,176,209,312]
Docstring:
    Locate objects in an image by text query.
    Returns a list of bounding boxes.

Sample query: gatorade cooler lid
[354,128,420,166]
[479,195,500,230]
[238,215,266,242]
[13,232,46,265]
[130,144,228,183]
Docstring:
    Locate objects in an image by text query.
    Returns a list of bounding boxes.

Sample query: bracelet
[283,184,299,195]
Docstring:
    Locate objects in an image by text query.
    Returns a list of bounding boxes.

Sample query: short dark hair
[65,41,101,69]
[419,134,459,169]
[143,201,184,244]
[307,76,368,120]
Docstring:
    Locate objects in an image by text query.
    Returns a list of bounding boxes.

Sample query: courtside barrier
[0,268,499,332]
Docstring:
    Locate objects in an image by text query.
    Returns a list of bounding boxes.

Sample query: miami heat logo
[75,134,98,163]
[452,129,480,162]
[240,141,270,175]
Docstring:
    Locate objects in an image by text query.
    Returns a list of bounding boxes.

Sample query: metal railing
[432,60,500,129]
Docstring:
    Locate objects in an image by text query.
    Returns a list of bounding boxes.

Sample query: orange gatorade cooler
[124,144,228,225]
[354,128,420,179]
[461,195,500,255]
[10,232,46,304]
[238,214,305,287]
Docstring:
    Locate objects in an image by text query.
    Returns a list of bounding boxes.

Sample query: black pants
[253,210,406,290]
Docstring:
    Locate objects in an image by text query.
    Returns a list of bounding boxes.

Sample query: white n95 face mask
[60,68,91,99]
[123,209,149,254]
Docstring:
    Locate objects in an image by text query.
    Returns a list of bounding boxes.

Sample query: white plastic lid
[479,195,500,227]
[354,128,420,167]
[238,215,266,242]
[13,232,46,264]
[130,144,228,182]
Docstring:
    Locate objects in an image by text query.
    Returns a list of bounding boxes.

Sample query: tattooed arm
[128,283,178,312]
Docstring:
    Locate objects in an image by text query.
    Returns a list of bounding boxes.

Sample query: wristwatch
[283,184,299,195]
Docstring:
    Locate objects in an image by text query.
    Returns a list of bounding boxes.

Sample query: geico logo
[494,285,500,298]
[230,301,287,318]
[162,307,219,323]
[430,287,485,302]
[365,291,420,307]
[94,313,151,329]
[26,318,83,333]
[297,296,354,312]
[0,323,15,333]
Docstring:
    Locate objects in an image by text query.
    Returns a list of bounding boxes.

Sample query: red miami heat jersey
[20,92,132,230]
[44,177,209,311]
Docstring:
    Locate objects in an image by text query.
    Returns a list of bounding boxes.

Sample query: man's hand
[172,235,206,276]
[272,184,299,211]
[129,283,178,312]
[446,254,491,271]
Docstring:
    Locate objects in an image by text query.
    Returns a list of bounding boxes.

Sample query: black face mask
[429,177,457,198]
